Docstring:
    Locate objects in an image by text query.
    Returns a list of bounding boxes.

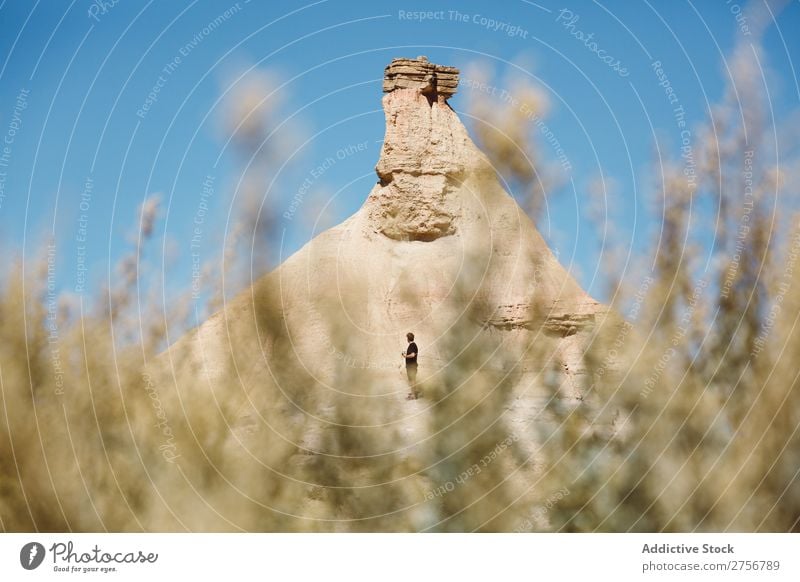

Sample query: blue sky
[0,0,798,308]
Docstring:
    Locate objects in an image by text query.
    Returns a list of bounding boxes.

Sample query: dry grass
[1,31,798,532]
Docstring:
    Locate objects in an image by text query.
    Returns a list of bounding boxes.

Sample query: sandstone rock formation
[155,56,613,530]
[382,56,459,100]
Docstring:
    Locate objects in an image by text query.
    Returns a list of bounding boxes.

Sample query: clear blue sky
[0,0,798,305]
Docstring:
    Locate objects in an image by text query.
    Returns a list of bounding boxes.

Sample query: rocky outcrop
[368,57,492,242]
[157,57,615,528]
[165,54,610,400]
[382,56,459,101]
[482,302,599,337]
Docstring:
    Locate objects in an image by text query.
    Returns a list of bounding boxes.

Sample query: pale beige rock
[155,58,616,527]
[382,56,459,100]
[164,55,612,417]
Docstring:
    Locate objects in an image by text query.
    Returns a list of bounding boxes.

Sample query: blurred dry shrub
[461,58,559,221]
[527,25,800,531]
[2,27,799,532]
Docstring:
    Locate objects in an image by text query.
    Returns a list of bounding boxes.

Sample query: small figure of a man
[402,332,419,400]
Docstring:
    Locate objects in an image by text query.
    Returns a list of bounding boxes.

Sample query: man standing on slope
[402,332,419,400]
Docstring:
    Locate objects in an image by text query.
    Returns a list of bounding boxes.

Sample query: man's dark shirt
[406,342,418,366]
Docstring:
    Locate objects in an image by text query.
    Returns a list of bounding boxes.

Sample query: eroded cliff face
[367,58,493,242]
[163,54,610,412]
[363,57,603,336]
[369,88,470,242]
[152,56,614,529]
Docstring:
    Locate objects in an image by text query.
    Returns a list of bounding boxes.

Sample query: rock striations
[382,56,459,100]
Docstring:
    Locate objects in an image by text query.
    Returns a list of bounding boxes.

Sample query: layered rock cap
[382,56,459,101]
